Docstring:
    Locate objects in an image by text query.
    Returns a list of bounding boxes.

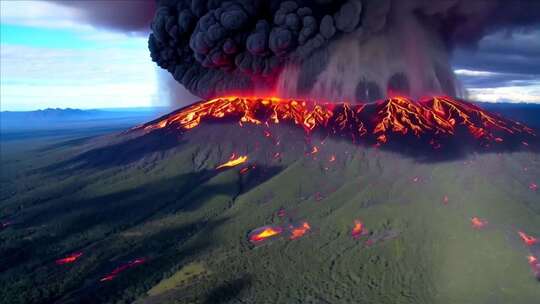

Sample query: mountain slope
[0,100,539,304]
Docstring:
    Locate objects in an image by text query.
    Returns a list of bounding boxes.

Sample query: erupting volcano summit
[137,96,535,150]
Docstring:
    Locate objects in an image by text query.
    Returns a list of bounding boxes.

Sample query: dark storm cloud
[51,0,155,33]
[453,28,540,96]
[454,49,540,75]
[453,29,540,75]
[457,72,538,89]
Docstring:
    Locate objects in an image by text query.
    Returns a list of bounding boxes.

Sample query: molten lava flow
[518,231,538,246]
[527,255,540,278]
[373,97,452,143]
[216,155,248,169]
[239,165,255,175]
[471,217,488,229]
[289,222,311,240]
[351,220,366,239]
[529,255,538,266]
[56,252,83,265]
[423,97,534,140]
[138,96,534,148]
[100,258,146,282]
[249,226,283,244]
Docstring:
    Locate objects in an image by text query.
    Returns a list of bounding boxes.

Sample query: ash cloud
[149,0,540,102]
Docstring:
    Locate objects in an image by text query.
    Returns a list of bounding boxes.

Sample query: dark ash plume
[149,0,540,102]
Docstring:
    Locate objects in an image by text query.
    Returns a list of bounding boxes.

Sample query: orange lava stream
[527,255,540,277]
[289,222,311,240]
[100,258,146,282]
[425,97,530,137]
[529,255,538,266]
[249,227,283,243]
[216,155,248,169]
[351,220,365,239]
[471,217,488,229]
[374,97,449,139]
[518,231,538,246]
[56,252,83,265]
[139,96,534,147]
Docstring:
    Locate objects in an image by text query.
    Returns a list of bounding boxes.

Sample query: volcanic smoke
[148,0,540,102]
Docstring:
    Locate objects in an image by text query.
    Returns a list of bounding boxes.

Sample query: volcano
[136,96,535,153]
[1,97,539,304]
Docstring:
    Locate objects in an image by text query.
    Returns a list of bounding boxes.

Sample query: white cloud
[0,44,163,110]
[454,69,500,77]
[467,83,540,103]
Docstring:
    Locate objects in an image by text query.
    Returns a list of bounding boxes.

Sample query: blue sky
[0,0,168,111]
[0,1,538,111]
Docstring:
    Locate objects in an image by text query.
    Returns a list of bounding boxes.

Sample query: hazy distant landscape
[0,107,169,142]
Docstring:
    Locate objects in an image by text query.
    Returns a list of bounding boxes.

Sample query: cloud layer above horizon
[0,0,197,111]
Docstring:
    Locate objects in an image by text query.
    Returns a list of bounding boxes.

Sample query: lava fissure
[137,96,535,149]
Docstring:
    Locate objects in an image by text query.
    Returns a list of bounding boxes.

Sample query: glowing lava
[527,255,540,278]
[529,255,538,266]
[443,195,449,205]
[351,220,366,239]
[138,96,534,148]
[100,258,146,282]
[249,226,283,244]
[518,231,538,246]
[471,217,488,229]
[239,165,255,175]
[216,154,248,169]
[55,252,83,265]
[289,222,311,240]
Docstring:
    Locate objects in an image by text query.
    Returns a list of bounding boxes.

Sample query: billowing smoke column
[149,0,540,103]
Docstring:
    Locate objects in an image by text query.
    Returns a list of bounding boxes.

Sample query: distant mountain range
[1,107,168,120]
[478,102,540,128]
[0,107,170,131]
